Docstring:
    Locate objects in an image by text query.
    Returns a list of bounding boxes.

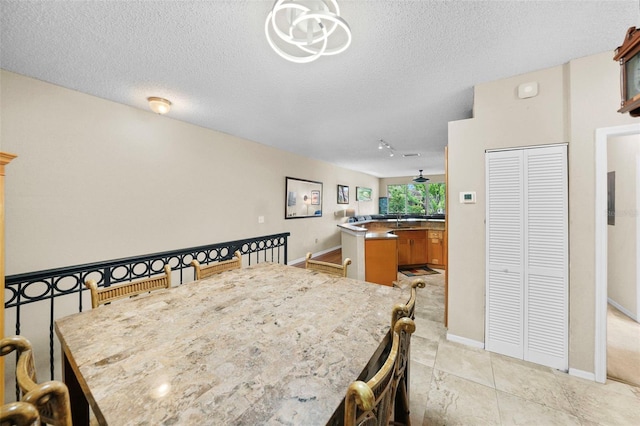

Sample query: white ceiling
[1,1,638,177]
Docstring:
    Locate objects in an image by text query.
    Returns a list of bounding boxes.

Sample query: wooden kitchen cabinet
[396,230,427,266]
[427,230,445,268]
[365,237,398,286]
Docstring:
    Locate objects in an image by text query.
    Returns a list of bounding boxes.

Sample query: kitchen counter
[364,232,399,240]
[339,218,447,282]
[338,218,445,235]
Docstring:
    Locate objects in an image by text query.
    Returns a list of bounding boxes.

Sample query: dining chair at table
[344,317,416,426]
[17,378,72,426]
[0,401,41,426]
[1,336,38,399]
[85,264,172,308]
[3,336,73,426]
[190,250,242,280]
[405,278,426,319]
[305,252,352,278]
[391,278,426,330]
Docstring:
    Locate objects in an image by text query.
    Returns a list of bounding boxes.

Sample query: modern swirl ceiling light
[265,0,352,64]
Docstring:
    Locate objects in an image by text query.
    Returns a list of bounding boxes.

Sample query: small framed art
[356,187,372,201]
[337,185,349,204]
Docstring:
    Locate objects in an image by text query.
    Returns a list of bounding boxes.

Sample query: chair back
[190,250,242,280]
[0,401,41,426]
[305,252,351,277]
[11,340,71,426]
[405,278,426,319]
[1,336,37,399]
[19,380,72,426]
[344,317,416,426]
[85,264,171,308]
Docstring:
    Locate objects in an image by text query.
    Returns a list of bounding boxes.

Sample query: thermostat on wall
[460,191,476,204]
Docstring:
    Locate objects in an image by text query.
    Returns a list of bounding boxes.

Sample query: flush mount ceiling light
[147,97,171,115]
[265,0,352,64]
[413,170,429,183]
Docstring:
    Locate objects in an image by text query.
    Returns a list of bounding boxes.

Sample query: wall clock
[614,26,640,117]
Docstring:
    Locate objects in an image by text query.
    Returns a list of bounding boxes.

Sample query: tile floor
[406,271,640,425]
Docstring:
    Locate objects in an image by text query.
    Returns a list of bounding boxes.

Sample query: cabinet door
[396,231,411,266]
[365,238,398,286]
[427,231,444,266]
[409,230,428,264]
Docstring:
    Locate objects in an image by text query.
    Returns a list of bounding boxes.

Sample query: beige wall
[1,70,384,390]
[567,51,637,372]
[448,50,637,374]
[0,70,380,275]
[608,134,639,319]
[448,64,567,343]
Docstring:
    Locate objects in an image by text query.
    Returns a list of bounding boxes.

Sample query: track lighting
[378,139,395,157]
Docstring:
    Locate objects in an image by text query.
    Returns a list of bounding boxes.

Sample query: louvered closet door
[523,146,568,370]
[486,145,568,371]
[485,150,524,359]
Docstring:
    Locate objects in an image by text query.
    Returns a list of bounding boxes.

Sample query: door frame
[594,123,640,383]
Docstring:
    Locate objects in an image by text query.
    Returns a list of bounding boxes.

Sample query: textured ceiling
[1,1,638,177]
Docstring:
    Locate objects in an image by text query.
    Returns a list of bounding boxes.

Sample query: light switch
[258,216,265,223]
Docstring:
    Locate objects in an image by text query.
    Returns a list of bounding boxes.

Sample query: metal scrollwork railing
[4,233,290,384]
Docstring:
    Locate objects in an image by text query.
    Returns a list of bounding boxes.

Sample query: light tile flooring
[406,271,640,425]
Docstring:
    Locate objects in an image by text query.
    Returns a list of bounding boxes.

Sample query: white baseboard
[446,333,485,349]
[569,368,596,382]
[287,245,341,266]
[607,298,639,322]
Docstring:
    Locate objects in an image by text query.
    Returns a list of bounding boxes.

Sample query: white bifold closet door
[486,145,568,371]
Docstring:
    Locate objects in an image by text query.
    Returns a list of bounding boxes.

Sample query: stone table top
[55,262,409,425]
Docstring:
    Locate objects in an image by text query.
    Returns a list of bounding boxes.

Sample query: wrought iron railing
[4,232,290,389]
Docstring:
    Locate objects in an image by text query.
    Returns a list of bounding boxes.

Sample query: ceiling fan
[413,170,429,183]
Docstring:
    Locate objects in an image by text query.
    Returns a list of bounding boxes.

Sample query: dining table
[54,262,409,425]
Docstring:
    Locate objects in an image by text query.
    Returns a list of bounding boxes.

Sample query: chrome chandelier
[265,0,352,63]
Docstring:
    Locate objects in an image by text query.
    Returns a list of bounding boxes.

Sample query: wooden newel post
[0,151,17,403]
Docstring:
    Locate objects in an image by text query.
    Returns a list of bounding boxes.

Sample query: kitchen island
[339,216,446,285]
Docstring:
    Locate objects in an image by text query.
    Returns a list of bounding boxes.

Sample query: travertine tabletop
[55,262,408,425]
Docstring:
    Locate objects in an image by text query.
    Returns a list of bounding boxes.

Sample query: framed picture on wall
[356,187,372,201]
[311,190,320,205]
[285,177,323,219]
[337,185,349,204]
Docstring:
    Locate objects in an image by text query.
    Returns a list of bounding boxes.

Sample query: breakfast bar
[55,263,409,425]
[339,216,447,285]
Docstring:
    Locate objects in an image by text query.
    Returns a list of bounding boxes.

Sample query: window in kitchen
[387,183,445,215]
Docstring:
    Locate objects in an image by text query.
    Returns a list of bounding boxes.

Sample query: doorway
[606,133,640,386]
[595,123,640,384]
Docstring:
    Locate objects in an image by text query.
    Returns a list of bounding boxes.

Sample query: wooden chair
[190,250,242,280]
[1,336,72,426]
[85,264,171,308]
[16,366,72,426]
[0,401,41,425]
[1,336,37,399]
[344,317,416,426]
[392,278,426,329]
[304,252,352,277]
